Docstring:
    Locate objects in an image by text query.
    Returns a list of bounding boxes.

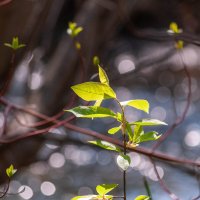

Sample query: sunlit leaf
[71,195,97,200]
[135,195,150,200]
[89,140,121,152]
[121,100,149,113]
[116,112,123,122]
[131,119,167,126]
[67,22,83,38]
[74,27,83,36]
[133,125,144,143]
[108,126,121,134]
[139,131,161,143]
[116,154,131,171]
[126,123,133,141]
[96,184,118,196]
[71,82,116,101]
[6,164,17,178]
[66,106,116,118]
[98,66,109,86]
[169,22,182,34]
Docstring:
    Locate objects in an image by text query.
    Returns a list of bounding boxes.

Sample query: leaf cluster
[4,37,25,50]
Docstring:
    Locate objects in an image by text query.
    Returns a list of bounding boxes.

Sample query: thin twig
[0,97,200,168]
[150,158,179,200]
[152,51,192,151]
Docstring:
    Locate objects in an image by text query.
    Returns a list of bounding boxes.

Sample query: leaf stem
[115,99,127,200]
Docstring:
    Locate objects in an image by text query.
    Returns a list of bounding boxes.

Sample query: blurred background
[0,0,200,199]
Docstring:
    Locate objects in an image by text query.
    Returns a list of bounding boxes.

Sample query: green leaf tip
[71,82,116,101]
[6,164,17,178]
[135,195,150,200]
[139,131,161,143]
[131,119,167,126]
[108,126,121,134]
[71,195,97,200]
[67,22,83,38]
[96,183,118,196]
[66,106,116,118]
[89,140,121,152]
[121,99,149,113]
[98,65,109,86]
[4,37,25,50]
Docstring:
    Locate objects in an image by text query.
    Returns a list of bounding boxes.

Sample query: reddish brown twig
[0,97,200,169]
[152,52,192,151]
[0,0,12,6]
[150,158,180,200]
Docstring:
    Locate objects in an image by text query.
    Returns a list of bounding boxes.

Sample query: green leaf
[139,131,161,143]
[69,22,77,30]
[96,184,118,196]
[116,154,131,171]
[108,126,121,134]
[67,22,83,38]
[116,112,123,122]
[6,164,17,178]
[133,125,144,143]
[93,56,100,66]
[98,66,109,86]
[71,195,97,200]
[75,41,81,50]
[66,106,116,118]
[126,123,134,141]
[135,195,150,200]
[131,119,167,126]
[71,82,116,101]
[121,100,149,113]
[74,27,83,36]
[4,37,25,50]
[89,140,121,152]
[169,22,181,34]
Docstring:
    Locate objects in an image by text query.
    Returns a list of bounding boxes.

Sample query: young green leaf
[121,100,149,113]
[93,56,100,66]
[98,66,109,86]
[108,126,121,134]
[89,140,121,152]
[71,195,97,200]
[67,22,83,38]
[6,164,17,178]
[96,184,118,196]
[126,123,134,141]
[116,112,123,122]
[169,22,182,34]
[66,106,116,118]
[4,37,25,50]
[71,82,116,101]
[135,195,150,200]
[131,119,167,126]
[133,125,144,144]
[116,154,131,171]
[139,131,161,143]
